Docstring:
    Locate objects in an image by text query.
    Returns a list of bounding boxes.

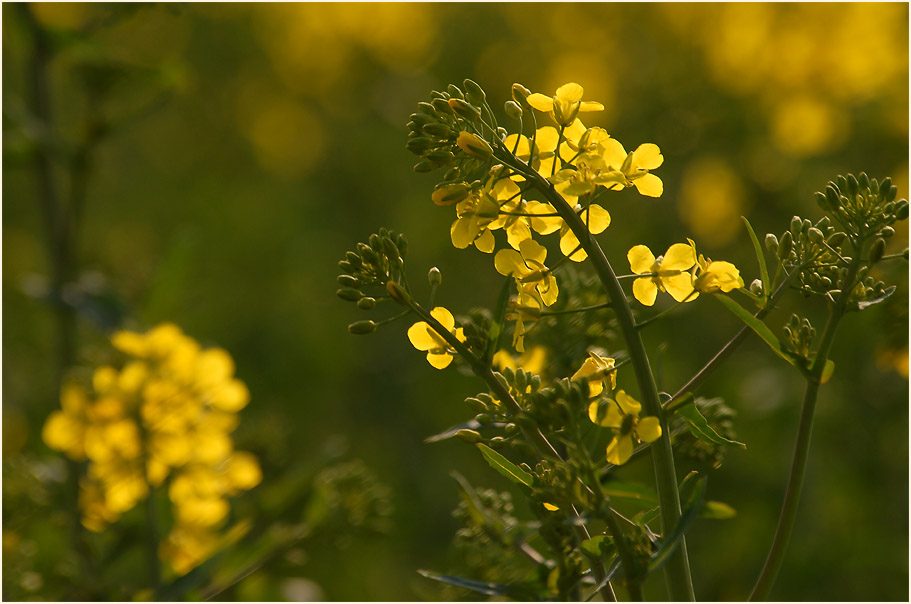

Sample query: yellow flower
[558,204,611,262]
[588,390,662,466]
[407,307,466,369]
[494,238,559,307]
[693,254,745,294]
[42,383,90,461]
[628,241,698,306]
[598,139,664,197]
[571,351,617,398]
[493,345,549,376]
[504,290,543,353]
[527,83,604,127]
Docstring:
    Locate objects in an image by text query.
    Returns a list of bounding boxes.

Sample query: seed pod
[337,287,363,302]
[348,320,376,335]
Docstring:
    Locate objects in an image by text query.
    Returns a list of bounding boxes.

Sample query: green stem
[749,250,862,601]
[495,151,694,600]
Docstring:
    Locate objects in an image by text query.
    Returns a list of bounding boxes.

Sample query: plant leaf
[741,216,770,308]
[714,294,797,368]
[648,473,707,572]
[425,419,484,443]
[820,359,835,384]
[856,285,896,310]
[417,569,534,599]
[677,402,746,449]
[476,443,534,488]
[703,500,737,519]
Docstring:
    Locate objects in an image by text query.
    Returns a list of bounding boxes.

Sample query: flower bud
[504,100,523,120]
[881,226,895,238]
[456,131,492,160]
[455,429,481,444]
[417,101,436,116]
[463,79,486,105]
[814,192,829,211]
[511,83,531,105]
[357,297,376,310]
[765,233,779,252]
[488,436,506,448]
[475,413,494,426]
[422,122,451,138]
[431,98,454,115]
[826,232,847,247]
[778,231,793,259]
[847,173,859,196]
[386,280,411,306]
[405,136,433,155]
[895,200,909,221]
[425,149,455,164]
[413,160,435,173]
[348,320,376,335]
[337,275,359,288]
[446,84,464,100]
[869,238,886,264]
[337,287,363,302]
[750,279,763,296]
[431,182,470,206]
[465,397,488,413]
[808,227,824,244]
[428,266,442,287]
[448,98,481,121]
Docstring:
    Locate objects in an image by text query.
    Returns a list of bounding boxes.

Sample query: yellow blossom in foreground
[588,390,662,466]
[494,238,559,307]
[628,241,698,306]
[693,254,745,294]
[527,83,604,127]
[407,307,466,369]
[559,204,611,262]
[571,351,617,398]
[598,139,665,197]
[450,190,500,252]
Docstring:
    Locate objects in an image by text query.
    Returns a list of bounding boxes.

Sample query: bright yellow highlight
[407,307,466,369]
[571,352,617,399]
[628,242,698,306]
[588,390,662,466]
[693,254,744,294]
[495,238,559,308]
[527,83,605,127]
[42,323,260,575]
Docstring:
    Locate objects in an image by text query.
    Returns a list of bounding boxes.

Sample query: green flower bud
[847,173,859,196]
[465,397,488,413]
[455,429,481,444]
[511,83,531,105]
[337,275,360,288]
[765,233,779,252]
[869,238,886,264]
[348,320,377,335]
[858,172,870,190]
[428,266,442,287]
[386,280,411,306]
[422,122,451,138]
[409,113,430,127]
[417,101,436,116]
[463,79,486,105]
[903,249,909,261]
[382,237,401,261]
[504,423,518,435]
[493,371,509,390]
[357,297,376,310]
[881,226,895,238]
[825,185,841,209]
[425,149,455,164]
[443,167,461,182]
[337,260,355,273]
[368,233,382,250]
[431,98,454,115]
[778,231,793,259]
[488,436,506,448]
[475,413,494,426]
[514,370,528,393]
[446,84,464,100]
[814,192,829,211]
[896,200,909,221]
[413,160,435,173]
[456,131,492,160]
[504,100,523,120]
[826,231,847,247]
[405,136,433,155]
[448,98,481,121]
[808,227,824,244]
[530,375,541,391]
[337,287,363,302]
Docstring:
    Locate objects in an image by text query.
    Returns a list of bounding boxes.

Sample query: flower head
[628,241,698,306]
[588,390,662,465]
[571,351,617,398]
[527,83,605,127]
[494,238,559,307]
[694,254,745,294]
[598,139,664,197]
[407,306,466,369]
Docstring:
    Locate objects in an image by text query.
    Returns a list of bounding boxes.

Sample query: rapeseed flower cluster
[42,323,261,576]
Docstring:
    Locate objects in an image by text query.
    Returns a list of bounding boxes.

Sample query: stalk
[494,151,695,601]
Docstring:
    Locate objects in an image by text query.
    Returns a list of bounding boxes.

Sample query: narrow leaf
[425,419,483,443]
[648,474,707,572]
[585,557,622,602]
[703,500,737,519]
[602,479,658,505]
[417,569,531,598]
[820,359,835,384]
[677,402,746,449]
[741,216,770,307]
[856,285,895,310]
[714,294,797,368]
[476,443,534,488]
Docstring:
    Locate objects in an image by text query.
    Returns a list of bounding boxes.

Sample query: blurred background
[3,3,908,601]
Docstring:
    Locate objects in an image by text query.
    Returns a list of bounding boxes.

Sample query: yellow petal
[663,273,697,303]
[632,143,663,170]
[506,221,532,250]
[526,93,554,112]
[543,502,560,511]
[627,245,656,275]
[584,205,611,234]
[555,83,584,103]
[430,307,456,331]
[519,237,548,266]
[579,100,605,112]
[407,322,437,351]
[636,416,662,443]
[450,217,476,249]
[599,138,627,168]
[475,228,496,253]
[606,435,634,465]
[633,278,658,306]
[661,243,697,271]
[226,451,262,491]
[634,173,663,198]
[615,390,642,416]
[426,351,453,369]
[495,248,524,277]
[210,379,250,412]
[534,126,560,153]
[560,229,586,262]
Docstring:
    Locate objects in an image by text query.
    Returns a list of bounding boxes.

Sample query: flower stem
[749,250,862,601]
[495,151,695,600]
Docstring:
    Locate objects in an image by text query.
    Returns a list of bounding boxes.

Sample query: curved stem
[494,151,695,600]
[749,250,862,601]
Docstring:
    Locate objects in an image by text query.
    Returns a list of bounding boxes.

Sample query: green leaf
[602,479,658,505]
[677,402,746,449]
[417,569,534,599]
[476,443,534,488]
[703,500,737,519]
[741,216,770,307]
[580,535,612,558]
[820,359,835,384]
[648,473,707,573]
[714,294,797,368]
[856,285,896,310]
[424,419,484,443]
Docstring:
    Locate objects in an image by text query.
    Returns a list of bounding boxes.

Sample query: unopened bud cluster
[814,173,908,242]
[766,214,846,299]
[783,314,816,361]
